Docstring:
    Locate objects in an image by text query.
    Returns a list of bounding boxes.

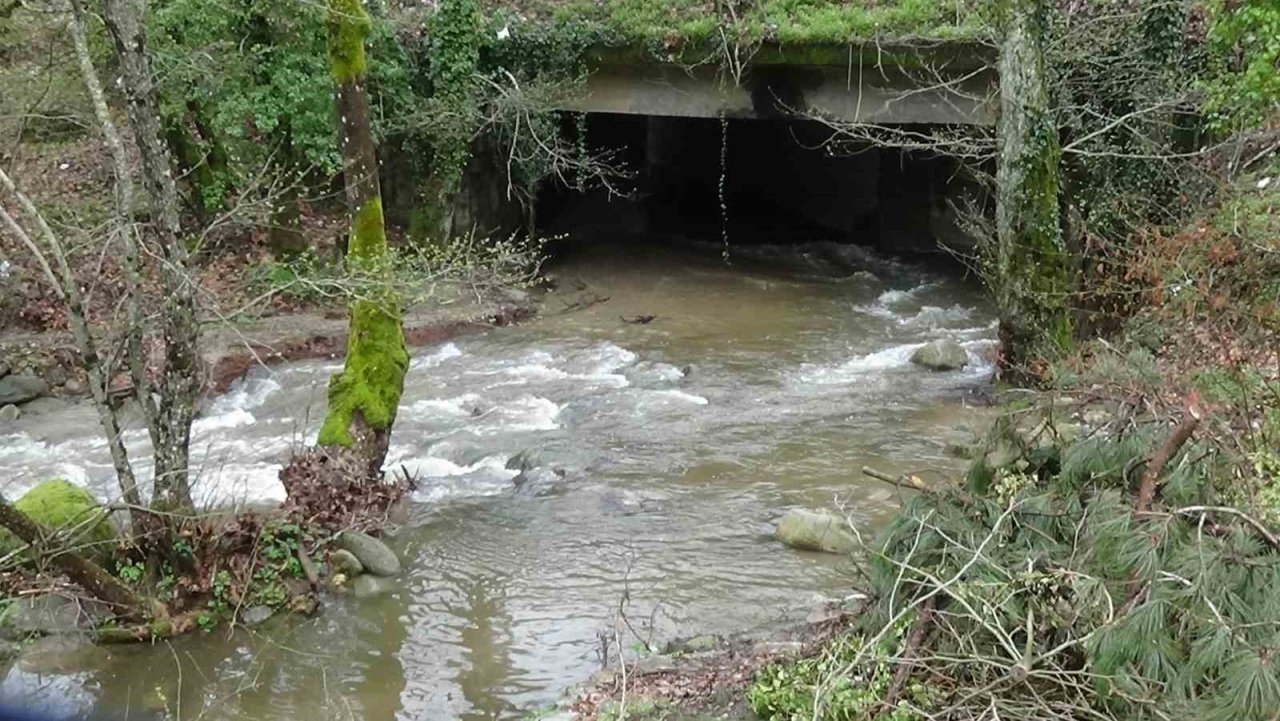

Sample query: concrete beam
[568,56,997,126]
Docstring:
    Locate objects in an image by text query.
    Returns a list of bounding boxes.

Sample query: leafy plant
[116,560,145,585]
[1202,0,1280,132]
[749,632,924,721]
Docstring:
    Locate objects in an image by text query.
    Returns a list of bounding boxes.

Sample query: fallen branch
[0,494,146,620]
[1170,506,1280,548]
[862,466,932,493]
[884,596,935,709]
[862,466,972,504]
[1135,395,1203,514]
[94,612,199,644]
[297,544,320,590]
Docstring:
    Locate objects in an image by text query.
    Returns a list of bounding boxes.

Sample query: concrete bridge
[568,42,997,126]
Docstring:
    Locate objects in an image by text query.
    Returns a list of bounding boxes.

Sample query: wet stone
[240,605,274,626]
[0,404,19,423]
[910,338,968,371]
[352,574,395,599]
[337,531,400,577]
[0,375,46,405]
[775,509,858,555]
[329,549,364,576]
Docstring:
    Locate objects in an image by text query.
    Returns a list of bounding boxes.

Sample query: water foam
[411,342,463,370]
[898,305,973,330]
[795,343,925,385]
[409,393,485,416]
[646,389,710,405]
[207,376,282,415]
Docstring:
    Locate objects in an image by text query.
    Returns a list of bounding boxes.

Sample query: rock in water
[910,339,968,371]
[352,575,395,599]
[1,595,89,638]
[0,404,19,423]
[0,375,47,405]
[775,509,858,555]
[329,549,364,576]
[240,605,274,626]
[337,531,400,577]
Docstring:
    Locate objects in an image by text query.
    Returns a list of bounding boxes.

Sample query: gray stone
[337,531,400,576]
[631,654,677,675]
[0,375,47,405]
[910,339,969,371]
[240,605,274,626]
[752,641,805,658]
[352,574,395,599]
[15,635,107,675]
[330,549,364,576]
[506,448,542,472]
[1,595,93,638]
[775,509,859,555]
[61,379,85,396]
[665,634,719,655]
[0,404,19,423]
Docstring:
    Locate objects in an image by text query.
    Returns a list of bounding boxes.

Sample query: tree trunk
[101,0,200,513]
[317,0,409,479]
[67,1,150,535]
[0,495,145,619]
[994,0,1071,378]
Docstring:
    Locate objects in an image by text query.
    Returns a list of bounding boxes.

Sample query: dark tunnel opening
[535,112,985,258]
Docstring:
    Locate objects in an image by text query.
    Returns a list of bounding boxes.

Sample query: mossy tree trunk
[994,0,1071,377]
[319,0,409,479]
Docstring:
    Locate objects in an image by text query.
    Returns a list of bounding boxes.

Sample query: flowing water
[0,239,997,720]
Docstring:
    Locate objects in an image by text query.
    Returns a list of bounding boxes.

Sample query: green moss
[317,198,409,447]
[0,479,118,561]
[347,196,388,260]
[492,0,985,49]
[327,0,371,83]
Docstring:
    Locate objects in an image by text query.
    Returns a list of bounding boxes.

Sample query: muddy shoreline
[0,290,539,406]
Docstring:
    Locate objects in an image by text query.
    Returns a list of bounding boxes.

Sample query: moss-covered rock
[0,480,118,561]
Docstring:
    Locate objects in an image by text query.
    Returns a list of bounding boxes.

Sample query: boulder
[239,605,274,626]
[0,595,94,638]
[329,549,364,576]
[910,339,968,371]
[664,634,719,655]
[774,509,858,555]
[352,574,395,599]
[0,480,118,561]
[336,531,400,577]
[0,375,47,405]
[505,448,542,473]
[15,635,107,675]
[0,404,19,423]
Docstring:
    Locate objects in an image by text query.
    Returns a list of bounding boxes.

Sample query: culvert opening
[536,112,984,258]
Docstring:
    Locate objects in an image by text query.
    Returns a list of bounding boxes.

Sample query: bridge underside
[569,55,997,126]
